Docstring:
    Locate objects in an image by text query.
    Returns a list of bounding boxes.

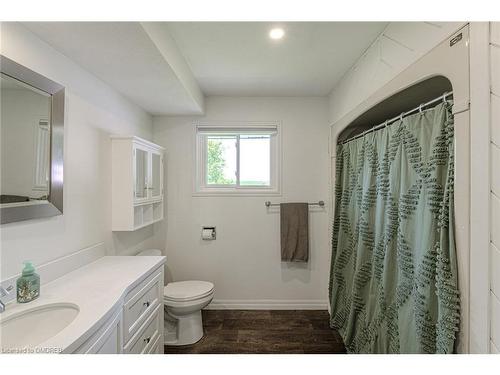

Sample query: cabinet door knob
[143,301,150,307]
[144,337,151,344]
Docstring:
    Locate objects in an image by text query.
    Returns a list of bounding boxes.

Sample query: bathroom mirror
[0,55,65,224]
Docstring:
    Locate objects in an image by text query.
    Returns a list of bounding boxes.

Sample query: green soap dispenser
[16,261,40,303]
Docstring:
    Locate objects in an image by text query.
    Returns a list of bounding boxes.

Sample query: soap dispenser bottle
[16,261,40,303]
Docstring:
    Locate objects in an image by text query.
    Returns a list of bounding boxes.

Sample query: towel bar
[264,200,325,208]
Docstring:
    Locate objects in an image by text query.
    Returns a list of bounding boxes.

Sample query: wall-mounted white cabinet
[111,136,165,231]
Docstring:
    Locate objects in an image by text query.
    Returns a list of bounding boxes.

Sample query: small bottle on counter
[16,261,40,303]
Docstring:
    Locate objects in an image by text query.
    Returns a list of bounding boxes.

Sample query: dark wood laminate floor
[164,310,346,354]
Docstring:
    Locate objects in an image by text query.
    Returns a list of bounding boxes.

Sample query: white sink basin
[0,303,79,349]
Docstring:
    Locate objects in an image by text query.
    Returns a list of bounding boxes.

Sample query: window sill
[193,188,281,197]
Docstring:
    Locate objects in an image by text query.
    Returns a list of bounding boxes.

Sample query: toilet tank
[136,249,162,256]
[136,249,166,286]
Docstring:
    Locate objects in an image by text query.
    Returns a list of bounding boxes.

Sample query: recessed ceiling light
[269,28,285,40]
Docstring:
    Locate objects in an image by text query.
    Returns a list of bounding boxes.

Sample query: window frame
[194,121,281,196]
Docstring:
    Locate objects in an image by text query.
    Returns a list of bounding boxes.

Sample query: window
[32,119,50,192]
[195,122,280,195]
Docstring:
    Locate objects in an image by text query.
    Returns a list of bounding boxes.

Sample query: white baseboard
[206,299,328,310]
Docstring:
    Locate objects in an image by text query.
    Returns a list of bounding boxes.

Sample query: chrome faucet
[0,285,14,313]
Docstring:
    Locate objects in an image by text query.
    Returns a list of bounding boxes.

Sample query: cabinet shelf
[111,136,165,231]
[132,202,163,231]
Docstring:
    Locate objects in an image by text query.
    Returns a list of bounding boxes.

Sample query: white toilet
[136,249,215,346]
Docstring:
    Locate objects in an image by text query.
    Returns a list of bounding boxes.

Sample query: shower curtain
[329,101,460,354]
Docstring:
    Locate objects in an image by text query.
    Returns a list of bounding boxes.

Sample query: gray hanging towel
[280,203,309,262]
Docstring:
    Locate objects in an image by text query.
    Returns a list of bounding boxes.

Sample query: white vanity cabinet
[73,309,124,354]
[71,264,164,354]
[111,136,165,231]
[122,267,164,351]
[122,265,164,354]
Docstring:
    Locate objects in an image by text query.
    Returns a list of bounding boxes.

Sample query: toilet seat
[164,280,214,303]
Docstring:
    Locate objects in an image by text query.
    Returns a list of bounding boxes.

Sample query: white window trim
[193,121,282,196]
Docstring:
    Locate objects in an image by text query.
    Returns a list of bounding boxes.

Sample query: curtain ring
[399,113,404,122]
[419,104,423,114]
[384,120,388,128]
[442,93,447,103]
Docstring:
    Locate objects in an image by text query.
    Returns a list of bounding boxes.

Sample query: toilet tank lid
[137,249,162,256]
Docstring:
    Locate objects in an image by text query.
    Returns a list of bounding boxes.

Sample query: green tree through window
[207,139,233,184]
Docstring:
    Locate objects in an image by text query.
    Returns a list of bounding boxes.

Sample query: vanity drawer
[124,304,161,354]
[123,267,163,342]
[147,332,162,354]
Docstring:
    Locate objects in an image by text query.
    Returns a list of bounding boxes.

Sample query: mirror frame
[1,55,65,224]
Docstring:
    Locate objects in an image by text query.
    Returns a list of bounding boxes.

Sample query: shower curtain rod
[340,91,453,145]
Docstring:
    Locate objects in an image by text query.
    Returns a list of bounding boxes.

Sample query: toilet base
[164,310,204,346]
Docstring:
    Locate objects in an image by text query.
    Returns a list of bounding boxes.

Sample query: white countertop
[0,255,166,353]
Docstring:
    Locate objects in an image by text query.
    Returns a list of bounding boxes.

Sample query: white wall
[0,23,157,281]
[153,96,330,308]
[489,21,500,354]
[328,22,465,124]
[1,88,51,198]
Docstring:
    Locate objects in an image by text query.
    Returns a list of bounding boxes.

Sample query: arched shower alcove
[337,76,453,143]
[329,25,472,353]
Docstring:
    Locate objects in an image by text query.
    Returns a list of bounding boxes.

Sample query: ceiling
[23,22,387,115]
[23,22,204,115]
[167,22,387,96]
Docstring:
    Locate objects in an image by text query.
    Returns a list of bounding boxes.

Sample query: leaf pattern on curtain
[329,102,460,354]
